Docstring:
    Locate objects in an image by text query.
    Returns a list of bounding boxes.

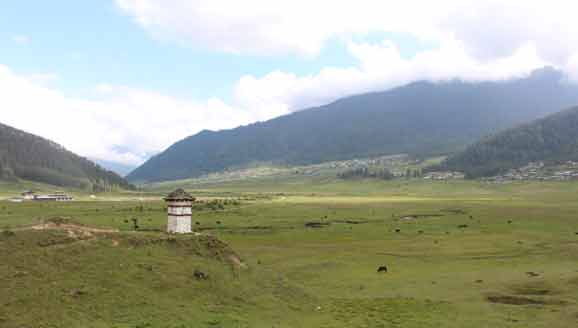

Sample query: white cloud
[4,0,578,169]
[234,40,548,113]
[0,39,555,169]
[116,0,578,114]
[24,73,59,84]
[0,65,276,166]
[11,35,30,44]
[115,0,450,56]
[115,0,578,65]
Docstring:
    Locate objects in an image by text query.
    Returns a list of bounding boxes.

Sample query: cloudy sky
[1,0,577,169]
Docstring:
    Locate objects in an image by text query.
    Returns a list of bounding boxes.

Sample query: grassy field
[2,178,578,327]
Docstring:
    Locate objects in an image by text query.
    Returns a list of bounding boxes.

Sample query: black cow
[377,266,388,273]
[194,269,208,280]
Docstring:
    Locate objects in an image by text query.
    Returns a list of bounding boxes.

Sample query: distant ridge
[441,106,578,178]
[128,67,578,183]
[93,159,136,177]
[0,122,134,191]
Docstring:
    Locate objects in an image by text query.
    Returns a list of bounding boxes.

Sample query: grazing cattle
[2,230,15,237]
[418,230,424,234]
[194,269,208,280]
[526,271,540,277]
[507,220,513,224]
[131,218,139,230]
[69,288,85,298]
[377,266,388,273]
[216,220,221,225]
[394,228,401,233]
[458,224,468,229]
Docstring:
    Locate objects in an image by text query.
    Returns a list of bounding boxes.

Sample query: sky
[1,0,578,169]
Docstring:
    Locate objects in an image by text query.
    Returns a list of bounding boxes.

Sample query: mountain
[0,122,134,191]
[128,67,578,183]
[93,159,137,177]
[440,106,578,178]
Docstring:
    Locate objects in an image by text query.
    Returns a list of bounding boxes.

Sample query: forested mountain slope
[0,122,134,190]
[442,106,578,178]
[129,67,578,182]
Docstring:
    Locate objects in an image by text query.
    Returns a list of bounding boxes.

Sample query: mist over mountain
[93,159,137,177]
[441,106,578,178]
[128,67,578,183]
[0,122,134,191]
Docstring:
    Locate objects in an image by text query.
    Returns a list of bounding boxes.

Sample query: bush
[1,230,15,237]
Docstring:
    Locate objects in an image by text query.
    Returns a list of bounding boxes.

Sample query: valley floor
[2,179,578,327]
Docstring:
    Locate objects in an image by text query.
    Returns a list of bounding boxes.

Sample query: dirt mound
[486,294,567,306]
[305,222,330,228]
[398,214,445,221]
[5,218,245,269]
[125,234,246,269]
[510,282,559,296]
[11,217,118,235]
[28,222,117,234]
[4,219,118,243]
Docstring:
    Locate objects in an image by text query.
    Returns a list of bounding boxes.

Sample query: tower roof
[164,188,194,201]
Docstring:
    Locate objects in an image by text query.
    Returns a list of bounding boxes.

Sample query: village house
[484,161,578,182]
[33,191,73,201]
[423,171,465,180]
[21,190,35,200]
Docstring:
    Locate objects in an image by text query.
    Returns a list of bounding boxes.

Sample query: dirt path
[10,222,118,233]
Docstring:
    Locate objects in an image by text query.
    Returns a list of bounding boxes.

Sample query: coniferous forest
[0,122,134,191]
[442,106,578,178]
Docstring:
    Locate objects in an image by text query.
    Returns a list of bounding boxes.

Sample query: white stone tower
[164,188,194,234]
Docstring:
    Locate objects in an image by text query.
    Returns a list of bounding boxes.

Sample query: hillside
[128,67,578,183]
[0,122,134,191]
[442,106,578,178]
[0,228,309,327]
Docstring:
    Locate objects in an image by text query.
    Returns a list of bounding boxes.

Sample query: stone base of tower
[167,215,192,234]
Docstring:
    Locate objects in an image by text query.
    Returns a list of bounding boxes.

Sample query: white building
[33,191,73,201]
[21,190,35,200]
[164,188,194,234]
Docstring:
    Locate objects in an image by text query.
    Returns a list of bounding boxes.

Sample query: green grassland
[2,178,578,327]
[142,154,445,193]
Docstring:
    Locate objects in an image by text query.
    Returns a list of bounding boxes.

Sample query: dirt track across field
[9,222,118,233]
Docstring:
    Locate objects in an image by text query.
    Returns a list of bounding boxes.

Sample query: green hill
[0,228,314,327]
[0,122,134,191]
[128,67,578,183]
[442,106,578,178]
